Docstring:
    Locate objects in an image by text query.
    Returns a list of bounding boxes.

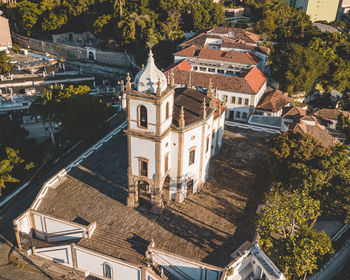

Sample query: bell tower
[125,49,175,213]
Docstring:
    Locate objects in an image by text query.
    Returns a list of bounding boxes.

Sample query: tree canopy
[30,84,112,143]
[269,132,350,222]
[0,52,13,75]
[5,0,225,48]
[0,147,34,196]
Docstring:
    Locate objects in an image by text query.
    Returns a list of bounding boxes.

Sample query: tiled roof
[294,122,334,147]
[163,59,192,72]
[174,46,261,65]
[164,66,267,95]
[208,27,260,44]
[282,106,307,119]
[256,89,292,112]
[179,33,269,55]
[312,109,350,121]
[172,88,215,127]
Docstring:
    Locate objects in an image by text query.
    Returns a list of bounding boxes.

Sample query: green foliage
[258,189,333,279]
[250,0,350,96]
[12,44,21,54]
[270,43,327,95]
[30,85,110,142]
[0,148,34,195]
[0,118,29,149]
[16,0,43,36]
[6,0,225,48]
[0,52,13,75]
[41,11,67,32]
[269,132,350,221]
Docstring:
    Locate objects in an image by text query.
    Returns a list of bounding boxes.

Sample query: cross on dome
[134,48,167,94]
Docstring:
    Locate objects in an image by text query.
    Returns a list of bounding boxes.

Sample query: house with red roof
[179,27,269,72]
[164,63,267,122]
[255,89,292,117]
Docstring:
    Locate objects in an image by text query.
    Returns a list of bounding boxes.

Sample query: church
[12,48,285,280]
[125,49,226,213]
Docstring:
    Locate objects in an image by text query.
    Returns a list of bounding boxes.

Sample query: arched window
[165,102,170,119]
[103,263,112,279]
[139,105,147,128]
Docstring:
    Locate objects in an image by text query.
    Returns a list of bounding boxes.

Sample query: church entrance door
[162,176,171,204]
[186,179,193,197]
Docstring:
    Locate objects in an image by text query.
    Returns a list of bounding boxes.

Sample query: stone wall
[11,33,137,69]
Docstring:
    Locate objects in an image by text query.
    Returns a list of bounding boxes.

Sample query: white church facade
[125,50,226,213]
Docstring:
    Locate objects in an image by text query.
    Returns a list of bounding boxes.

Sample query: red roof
[164,59,192,72]
[256,89,292,112]
[164,66,267,95]
[174,46,261,65]
[242,67,267,94]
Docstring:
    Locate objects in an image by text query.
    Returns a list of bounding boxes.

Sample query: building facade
[0,15,12,51]
[126,50,225,213]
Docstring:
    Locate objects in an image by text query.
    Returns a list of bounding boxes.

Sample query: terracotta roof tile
[174,46,261,65]
[164,66,267,95]
[294,122,334,147]
[256,89,292,112]
[179,33,269,55]
[208,27,260,44]
[312,109,350,121]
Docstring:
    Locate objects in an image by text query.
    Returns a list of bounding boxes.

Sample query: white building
[164,60,267,122]
[125,49,226,213]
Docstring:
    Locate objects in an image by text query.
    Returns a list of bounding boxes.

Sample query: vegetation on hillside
[248,0,350,96]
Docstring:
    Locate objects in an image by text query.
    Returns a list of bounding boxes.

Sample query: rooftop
[164,67,267,95]
[207,27,260,45]
[174,46,261,66]
[35,129,270,267]
[179,33,269,55]
[256,89,292,113]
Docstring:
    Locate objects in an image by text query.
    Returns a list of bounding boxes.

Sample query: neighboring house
[13,48,285,280]
[337,0,350,20]
[255,89,292,117]
[179,27,269,72]
[164,61,267,122]
[0,15,12,51]
[282,106,307,129]
[174,45,265,74]
[286,0,339,22]
[293,116,334,147]
[311,108,350,130]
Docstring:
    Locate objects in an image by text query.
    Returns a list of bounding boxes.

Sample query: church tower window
[139,105,148,128]
[166,102,170,119]
[189,149,195,165]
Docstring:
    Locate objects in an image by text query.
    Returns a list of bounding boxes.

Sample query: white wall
[151,249,222,280]
[130,137,156,180]
[35,245,73,267]
[75,247,141,280]
[33,213,86,242]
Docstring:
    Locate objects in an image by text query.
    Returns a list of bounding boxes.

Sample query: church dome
[134,49,167,94]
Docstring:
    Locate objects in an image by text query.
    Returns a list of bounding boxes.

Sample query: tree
[30,85,111,144]
[16,0,43,35]
[0,148,34,196]
[269,132,350,222]
[41,11,67,32]
[257,189,333,279]
[0,118,29,149]
[0,52,13,75]
[270,43,328,95]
